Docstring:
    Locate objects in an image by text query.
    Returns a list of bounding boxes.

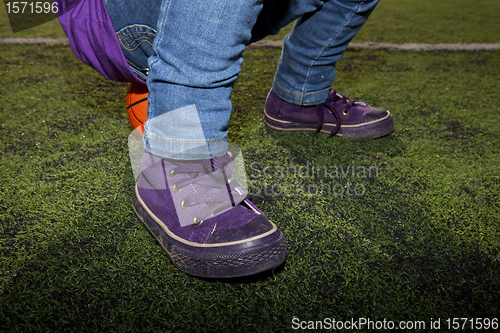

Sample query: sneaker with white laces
[132,150,287,278]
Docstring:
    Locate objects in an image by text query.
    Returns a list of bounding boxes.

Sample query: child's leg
[106,0,296,278]
[104,0,161,81]
[273,0,380,105]
[265,0,394,139]
[143,0,265,160]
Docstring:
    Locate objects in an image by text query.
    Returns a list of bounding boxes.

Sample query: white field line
[0,37,70,45]
[249,40,500,51]
[1,37,500,51]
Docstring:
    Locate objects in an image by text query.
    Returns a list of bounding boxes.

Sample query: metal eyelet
[170,169,177,177]
[193,217,203,226]
[343,109,349,116]
[180,199,187,209]
[172,184,180,193]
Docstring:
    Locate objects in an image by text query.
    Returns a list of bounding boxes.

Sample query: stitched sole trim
[264,108,394,139]
[132,187,287,278]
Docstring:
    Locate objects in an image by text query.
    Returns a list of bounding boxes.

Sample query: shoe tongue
[332,90,367,107]
[202,154,233,173]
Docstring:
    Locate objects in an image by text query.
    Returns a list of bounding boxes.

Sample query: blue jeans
[105,0,379,159]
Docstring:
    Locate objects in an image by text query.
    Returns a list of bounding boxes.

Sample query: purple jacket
[57,0,144,83]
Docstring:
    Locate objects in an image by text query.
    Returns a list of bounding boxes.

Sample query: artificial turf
[1,43,499,332]
[1,1,500,332]
[2,0,500,44]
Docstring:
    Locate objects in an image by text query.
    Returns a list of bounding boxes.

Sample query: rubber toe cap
[365,108,389,122]
[206,215,274,244]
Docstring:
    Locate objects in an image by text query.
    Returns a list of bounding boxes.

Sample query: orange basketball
[126,82,149,134]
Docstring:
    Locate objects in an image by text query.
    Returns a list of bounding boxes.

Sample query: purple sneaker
[264,88,394,139]
[132,151,286,278]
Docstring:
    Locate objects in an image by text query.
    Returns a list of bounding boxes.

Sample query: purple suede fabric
[56,0,143,83]
[266,88,372,126]
[137,154,261,244]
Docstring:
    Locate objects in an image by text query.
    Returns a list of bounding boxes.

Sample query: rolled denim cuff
[143,133,228,160]
[272,79,330,106]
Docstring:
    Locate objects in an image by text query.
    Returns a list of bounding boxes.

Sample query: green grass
[252,0,500,43]
[1,0,500,331]
[352,0,500,43]
[0,6,63,38]
[1,44,499,331]
[2,0,500,43]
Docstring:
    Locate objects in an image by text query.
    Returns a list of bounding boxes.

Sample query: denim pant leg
[142,0,267,160]
[273,0,380,106]
[104,0,377,159]
[104,0,161,81]
[250,0,325,43]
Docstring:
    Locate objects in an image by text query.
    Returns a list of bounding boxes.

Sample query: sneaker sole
[264,108,394,139]
[132,185,287,278]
